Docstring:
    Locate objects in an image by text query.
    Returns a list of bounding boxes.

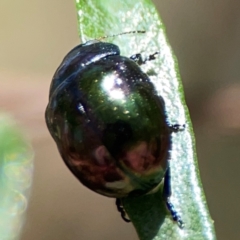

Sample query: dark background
[1,0,239,239]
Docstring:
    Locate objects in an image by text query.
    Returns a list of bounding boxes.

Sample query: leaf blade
[75,1,217,239]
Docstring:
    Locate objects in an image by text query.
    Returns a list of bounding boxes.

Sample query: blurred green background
[0,0,239,239]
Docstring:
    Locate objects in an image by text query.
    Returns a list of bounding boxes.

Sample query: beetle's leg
[130,53,144,65]
[116,198,131,223]
[163,167,184,229]
[130,52,160,65]
[168,124,186,133]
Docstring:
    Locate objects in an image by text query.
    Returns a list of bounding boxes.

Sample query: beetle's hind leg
[116,198,131,223]
[163,167,184,229]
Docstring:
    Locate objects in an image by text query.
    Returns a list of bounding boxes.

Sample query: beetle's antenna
[97,30,146,41]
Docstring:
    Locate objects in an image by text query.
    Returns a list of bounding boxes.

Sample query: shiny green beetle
[45,38,184,227]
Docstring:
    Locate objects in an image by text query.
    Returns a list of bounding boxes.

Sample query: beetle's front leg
[130,52,160,65]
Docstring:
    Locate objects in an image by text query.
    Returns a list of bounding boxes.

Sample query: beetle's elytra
[45,36,184,228]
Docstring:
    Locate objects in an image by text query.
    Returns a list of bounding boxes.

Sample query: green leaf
[0,114,34,240]
[75,1,217,239]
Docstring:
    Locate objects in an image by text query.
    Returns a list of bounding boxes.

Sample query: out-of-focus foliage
[0,114,33,240]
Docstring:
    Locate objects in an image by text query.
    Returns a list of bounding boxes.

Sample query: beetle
[45,32,185,228]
